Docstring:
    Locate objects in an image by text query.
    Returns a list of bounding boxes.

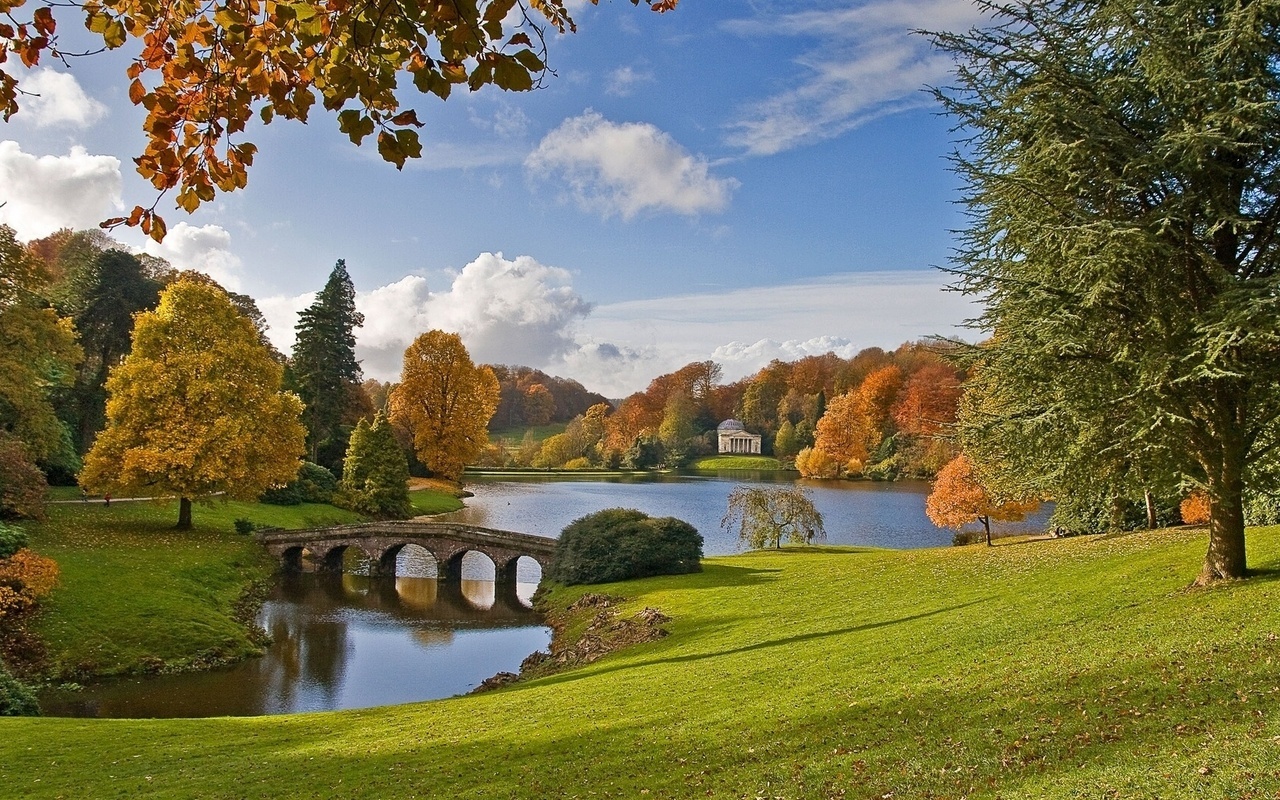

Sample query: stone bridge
[255,521,557,585]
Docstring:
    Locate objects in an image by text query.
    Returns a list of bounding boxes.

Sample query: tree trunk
[1197,457,1247,585]
[176,497,193,530]
[1144,489,1157,530]
[981,515,992,547]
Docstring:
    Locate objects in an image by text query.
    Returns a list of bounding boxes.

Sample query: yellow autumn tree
[925,453,1040,547]
[80,275,306,529]
[389,330,500,482]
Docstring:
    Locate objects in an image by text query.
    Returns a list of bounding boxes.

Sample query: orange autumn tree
[390,330,499,482]
[806,391,874,477]
[925,453,1039,546]
[0,0,676,240]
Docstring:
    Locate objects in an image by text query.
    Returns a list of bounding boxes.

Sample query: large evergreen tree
[56,249,162,454]
[292,260,364,470]
[935,0,1280,583]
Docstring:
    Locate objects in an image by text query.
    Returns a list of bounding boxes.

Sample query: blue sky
[0,0,987,396]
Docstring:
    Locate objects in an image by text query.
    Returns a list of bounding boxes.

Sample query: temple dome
[717,419,747,432]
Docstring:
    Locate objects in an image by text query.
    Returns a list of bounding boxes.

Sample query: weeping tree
[934,0,1280,583]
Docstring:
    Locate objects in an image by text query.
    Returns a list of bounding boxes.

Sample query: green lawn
[5,524,1280,797]
[688,454,784,470]
[16,499,363,680]
[408,488,464,516]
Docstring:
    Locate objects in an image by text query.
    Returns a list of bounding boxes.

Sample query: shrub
[0,433,47,519]
[233,518,256,535]
[795,447,840,479]
[0,523,28,559]
[550,508,702,585]
[262,461,338,505]
[1245,492,1280,527]
[0,660,39,716]
[1180,492,1211,525]
[563,457,593,470]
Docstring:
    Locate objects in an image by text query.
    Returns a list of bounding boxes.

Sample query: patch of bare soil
[472,593,671,693]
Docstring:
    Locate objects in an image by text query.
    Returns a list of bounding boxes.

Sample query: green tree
[81,276,306,529]
[338,411,411,518]
[56,248,162,454]
[292,260,364,471]
[0,225,81,508]
[389,330,499,481]
[934,0,1280,583]
[721,486,825,550]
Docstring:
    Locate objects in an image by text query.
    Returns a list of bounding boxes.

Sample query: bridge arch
[375,542,442,578]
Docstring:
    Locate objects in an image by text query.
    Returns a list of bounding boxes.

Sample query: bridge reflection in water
[40,571,548,718]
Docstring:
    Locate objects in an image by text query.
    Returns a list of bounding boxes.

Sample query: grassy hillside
[5,525,1280,796]
[17,499,365,679]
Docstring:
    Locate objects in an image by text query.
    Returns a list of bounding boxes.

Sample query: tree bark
[981,515,992,547]
[1197,457,1247,585]
[176,496,193,530]
[1144,489,1157,530]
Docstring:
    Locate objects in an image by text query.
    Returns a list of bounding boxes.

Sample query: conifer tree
[339,411,411,519]
[935,0,1280,582]
[292,260,364,471]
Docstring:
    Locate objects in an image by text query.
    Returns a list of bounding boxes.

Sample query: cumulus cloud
[526,111,737,219]
[15,69,109,128]
[0,141,122,239]
[144,223,245,291]
[258,253,593,381]
[724,0,987,155]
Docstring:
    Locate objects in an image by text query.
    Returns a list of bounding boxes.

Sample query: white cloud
[605,66,654,97]
[262,253,594,381]
[0,141,122,239]
[526,111,738,219]
[14,69,109,128]
[725,0,987,155]
[143,223,244,291]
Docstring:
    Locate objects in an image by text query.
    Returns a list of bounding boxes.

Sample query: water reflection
[40,573,549,719]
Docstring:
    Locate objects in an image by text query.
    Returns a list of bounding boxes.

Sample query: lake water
[41,472,1049,718]
[445,471,1050,555]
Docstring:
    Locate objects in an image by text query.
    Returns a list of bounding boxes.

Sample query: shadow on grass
[535,596,994,689]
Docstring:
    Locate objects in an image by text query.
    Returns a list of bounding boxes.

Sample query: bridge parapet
[255,521,557,584]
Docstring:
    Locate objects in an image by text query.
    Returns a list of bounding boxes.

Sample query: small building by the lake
[717,419,762,455]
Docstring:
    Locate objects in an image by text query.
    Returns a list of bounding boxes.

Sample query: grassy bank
[5,524,1280,797]
[688,454,784,471]
[16,499,364,680]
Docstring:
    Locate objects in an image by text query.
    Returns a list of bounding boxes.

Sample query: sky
[0,0,991,397]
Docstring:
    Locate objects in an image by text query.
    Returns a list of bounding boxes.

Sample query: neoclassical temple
[717,419,762,455]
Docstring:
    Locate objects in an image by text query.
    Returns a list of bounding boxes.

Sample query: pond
[444,471,1050,555]
[40,570,548,719]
